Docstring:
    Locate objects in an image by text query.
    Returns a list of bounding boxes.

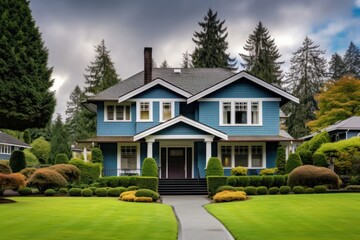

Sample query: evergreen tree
[284,37,327,138]
[23,130,31,144]
[328,53,345,80]
[181,51,193,68]
[160,60,169,68]
[191,8,237,70]
[50,114,72,164]
[240,22,284,86]
[343,41,360,77]
[84,39,120,96]
[0,0,56,130]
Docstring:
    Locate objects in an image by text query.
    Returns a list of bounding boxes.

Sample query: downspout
[346,129,350,139]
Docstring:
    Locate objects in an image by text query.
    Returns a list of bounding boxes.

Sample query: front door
[168,148,185,179]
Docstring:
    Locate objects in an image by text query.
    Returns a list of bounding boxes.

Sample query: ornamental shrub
[207,176,227,196]
[135,189,160,201]
[9,150,26,172]
[118,177,131,187]
[27,168,68,193]
[206,157,224,176]
[244,186,257,195]
[107,188,121,197]
[259,168,277,176]
[95,188,108,197]
[298,150,313,165]
[269,187,279,195]
[287,165,340,188]
[235,187,244,191]
[249,176,261,187]
[127,186,139,191]
[0,173,26,194]
[91,148,103,163]
[292,186,304,194]
[30,137,51,164]
[82,188,93,197]
[304,188,315,194]
[18,186,32,196]
[308,131,330,154]
[137,177,158,192]
[47,164,81,183]
[134,197,153,202]
[23,149,39,167]
[89,187,97,194]
[237,176,250,187]
[285,153,302,174]
[313,153,328,167]
[273,175,285,187]
[0,162,12,174]
[19,168,36,180]
[45,189,56,196]
[54,153,69,164]
[58,188,68,195]
[279,186,291,194]
[256,186,268,195]
[275,146,286,174]
[129,176,138,186]
[119,190,136,201]
[69,188,82,196]
[231,166,247,176]
[213,190,247,202]
[69,159,101,184]
[261,176,274,188]
[314,185,327,193]
[216,185,237,193]
[227,176,238,186]
[141,158,158,177]
[345,185,360,191]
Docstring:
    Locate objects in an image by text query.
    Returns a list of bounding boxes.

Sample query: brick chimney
[144,47,152,84]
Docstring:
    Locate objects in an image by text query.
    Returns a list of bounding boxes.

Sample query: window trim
[104,102,132,122]
[218,142,266,169]
[136,101,153,122]
[219,100,262,126]
[117,143,140,176]
[159,101,175,122]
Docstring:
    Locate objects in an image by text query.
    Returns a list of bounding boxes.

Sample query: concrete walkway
[162,195,234,240]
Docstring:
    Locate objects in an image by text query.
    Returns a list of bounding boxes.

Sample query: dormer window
[137,101,153,122]
[105,103,131,121]
[160,101,174,122]
[220,100,262,126]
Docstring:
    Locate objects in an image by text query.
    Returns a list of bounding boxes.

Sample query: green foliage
[298,150,313,165]
[304,188,315,194]
[313,153,328,167]
[95,188,108,197]
[206,157,224,176]
[27,169,68,193]
[19,168,36,179]
[256,186,268,195]
[127,186,139,191]
[345,185,360,191]
[91,148,103,163]
[45,189,56,196]
[0,160,9,165]
[207,176,228,196]
[249,176,261,187]
[273,175,286,187]
[50,115,72,164]
[316,136,360,155]
[69,159,101,184]
[23,149,39,167]
[231,166,247,176]
[58,188,68,195]
[0,173,26,194]
[226,176,250,187]
[279,186,291,194]
[23,130,31,144]
[137,177,158,192]
[287,165,340,188]
[9,150,26,172]
[69,188,82,196]
[269,187,279,195]
[308,131,331,154]
[216,185,237,193]
[30,137,51,164]
[141,158,158,177]
[275,146,286,174]
[285,153,302,174]
[135,189,160,201]
[226,176,238,186]
[292,186,304,194]
[244,186,257,195]
[18,186,32,196]
[54,153,69,164]
[107,188,122,197]
[261,176,274,188]
[0,0,55,130]
[47,164,81,183]
[259,168,277,176]
[0,162,12,174]
[81,188,93,197]
[314,185,327,193]
[234,187,244,191]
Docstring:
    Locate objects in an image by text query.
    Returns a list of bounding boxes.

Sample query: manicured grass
[0,197,177,240]
[205,193,360,240]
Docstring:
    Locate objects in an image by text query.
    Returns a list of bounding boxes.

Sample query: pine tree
[191,8,237,70]
[181,51,193,68]
[240,22,284,86]
[84,39,120,96]
[328,53,345,80]
[23,130,31,144]
[50,114,72,164]
[160,60,169,68]
[343,42,360,77]
[0,0,55,130]
[284,37,327,138]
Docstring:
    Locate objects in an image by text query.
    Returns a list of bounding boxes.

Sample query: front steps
[158,178,208,195]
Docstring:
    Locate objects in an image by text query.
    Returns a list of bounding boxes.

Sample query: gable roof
[133,115,228,141]
[0,131,31,148]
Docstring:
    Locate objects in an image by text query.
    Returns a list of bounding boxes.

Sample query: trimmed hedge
[249,176,261,187]
[261,176,274,188]
[82,188,93,197]
[69,188,82,196]
[206,157,223,176]
[313,153,328,167]
[216,185,237,193]
[273,175,285,187]
[137,177,158,192]
[285,153,302,174]
[304,188,315,194]
[135,189,160,201]
[91,148,103,163]
[69,159,101,184]
[244,186,257,195]
[54,153,69,164]
[141,158,158,177]
[0,162,12,174]
[292,186,304,194]
[279,186,291,194]
[231,166,247,176]
[256,186,268,195]
[18,186,32,196]
[226,176,250,187]
[45,189,56,196]
[127,186,139,191]
[269,187,279,195]
[59,188,68,195]
[9,150,26,173]
[107,187,127,197]
[314,185,327,193]
[27,168,68,193]
[47,164,80,183]
[95,188,108,197]
[0,173,26,194]
[207,176,227,196]
[298,150,313,165]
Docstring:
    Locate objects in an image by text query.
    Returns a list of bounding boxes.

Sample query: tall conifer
[343,41,360,77]
[328,53,345,80]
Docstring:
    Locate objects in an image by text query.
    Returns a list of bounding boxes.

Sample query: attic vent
[174,69,181,74]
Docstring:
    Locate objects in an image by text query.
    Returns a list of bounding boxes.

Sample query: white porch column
[83,147,88,162]
[205,140,212,167]
[146,140,154,158]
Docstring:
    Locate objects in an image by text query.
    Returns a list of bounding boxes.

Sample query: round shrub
[135,188,160,201]
[90,182,100,188]
[0,162,12,174]
[216,185,237,193]
[0,173,26,194]
[279,186,291,194]
[91,148,103,163]
[55,153,69,164]
[95,188,108,197]
[18,187,32,196]
[58,188,69,195]
[304,188,315,194]
[237,176,250,187]
[244,186,257,195]
[82,188,93,197]
[20,168,36,179]
[314,185,327,193]
[127,186,139,191]
[259,168,277,175]
[134,197,153,202]
[273,175,285,187]
[235,187,244,191]
[9,150,26,173]
[69,188,82,196]
[27,168,68,193]
[261,176,274,188]
[24,149,39,167]
[89,187,97,194]
[213,190,247,202]
[249,176,261,187]
[107,188,121,197]
[313,153,328,167]
[116,187,127,194]
[287,165,340,188]
[269,187,279,195]
[231,166,247,176]
[206,157,223,176]
[47,164,81,182]
[292,186,304,194]
[227,176,238,186]
[141,158,158,177]
[285,153,302,174]
[298,150,313,165]
[45,189,55,196]
[119,190,136,201]
[256,186,268,195]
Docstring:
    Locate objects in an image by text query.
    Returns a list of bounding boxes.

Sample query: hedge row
[96,176,158,192]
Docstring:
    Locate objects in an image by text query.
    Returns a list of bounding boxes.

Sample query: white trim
[134,116,227,141]
[118,78,192,103]
[199,98,281,102]
[146,135,214,142]
[0,142,31,149]
[136,101,153,122]
[159,101,175,122]
[129,98,187,102]
[104,102,132,122]
[187,71,299,104]
[117,142,140,176]
[219,100,263,126]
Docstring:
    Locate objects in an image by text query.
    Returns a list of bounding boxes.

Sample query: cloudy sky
[29,0,360,119]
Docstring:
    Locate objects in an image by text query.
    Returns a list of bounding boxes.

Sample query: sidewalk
[162,195,234,240]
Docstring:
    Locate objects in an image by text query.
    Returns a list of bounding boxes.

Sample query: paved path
[162,195,234,240]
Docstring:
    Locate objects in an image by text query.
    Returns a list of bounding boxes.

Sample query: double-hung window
[137,101,153,121]
[221,101,261,125]
[105,103,131,121]
[219,143,265,168]
[160,101,174,122]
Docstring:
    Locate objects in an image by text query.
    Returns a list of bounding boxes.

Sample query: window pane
[162,102,172,121]
[235,102,247,124]
[235,146,248,167]
[251,146,262,167]
[222,102,231,124]
[125,106,131,120]
[107,106,114,120]
[116,105,124,120]
[121,146,137,169]
[251,102,259,124]
[221,146,232,167]
[140,102,150,120]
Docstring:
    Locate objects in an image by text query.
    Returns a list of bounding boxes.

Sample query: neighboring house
[0,131,31,160]
[80,48,299,178]
[301,116,360,142]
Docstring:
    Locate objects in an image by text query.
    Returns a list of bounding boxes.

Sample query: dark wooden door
[168,148,185,179]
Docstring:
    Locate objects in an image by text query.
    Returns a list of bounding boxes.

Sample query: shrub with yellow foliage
[213,190,247,202]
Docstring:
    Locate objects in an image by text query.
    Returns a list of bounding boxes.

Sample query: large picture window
[220,101,262,125]
[120,146,137,170]
[219,143,265,168]
[105,103,131,121]
[220,146,232,167]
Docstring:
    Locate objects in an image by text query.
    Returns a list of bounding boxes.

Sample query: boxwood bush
[137,177,158,192]
[44,189,55,196]
[226,176,238,186]
[279,186,291,194]
[216,185,237,193]
[91,148,103,163]
[95,188,108,197]
[54,153,69,164]
[259,168,277,175]
[244,186,257,195]
[269,187,279,195]
[292,186,304,194]
[256,186,268,195]
[237,176,250,187]
[69,159,101,184]
[107,188,122,197]
[206,157,224,176]
[207,176,227,196]
[304,188,315,194]
[313,153,328,167]
[141,158,158,177]
[285,153,302,174]
[249,176,261,187]
[18,186,32,196]
[273,175,285,187]
[69,188,82,196]
[27,168,68,193]
[127,186,139,191]
[135,189,160,201]
[235,187,244,191]
[82,188,93,197]
[298,150,313,165]
[231,166,247,176]
[314,185,327,193]
[9,150,26,173]
[261,176,274,188]
[58,188,69,195]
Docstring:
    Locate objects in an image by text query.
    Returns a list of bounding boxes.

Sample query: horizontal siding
[132,85,185,99]
[0,153,10,160]
[155,122,208,135]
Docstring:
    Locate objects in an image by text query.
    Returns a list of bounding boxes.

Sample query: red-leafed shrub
[0,173,26,194]
[20,168,37,180]
[27,169,68,193]
[47,164,80,182]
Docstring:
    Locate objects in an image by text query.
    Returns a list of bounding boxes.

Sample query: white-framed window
[0,144,19,155]
[137,101,153,122]
[220,100,262,125]
[218,143,266,168]
[105,102,131,121]
[117,143,140,176]
[160,101,174,122]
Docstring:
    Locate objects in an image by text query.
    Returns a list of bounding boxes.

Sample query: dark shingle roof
[0,131,31,148]
[88,68,235,101]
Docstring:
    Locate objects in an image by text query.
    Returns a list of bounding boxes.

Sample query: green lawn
[205,193,360,240]
[0,197,177,240]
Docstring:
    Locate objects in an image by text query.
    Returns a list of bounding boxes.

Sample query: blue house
[0,131,31,160]
[82,48,299,178]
